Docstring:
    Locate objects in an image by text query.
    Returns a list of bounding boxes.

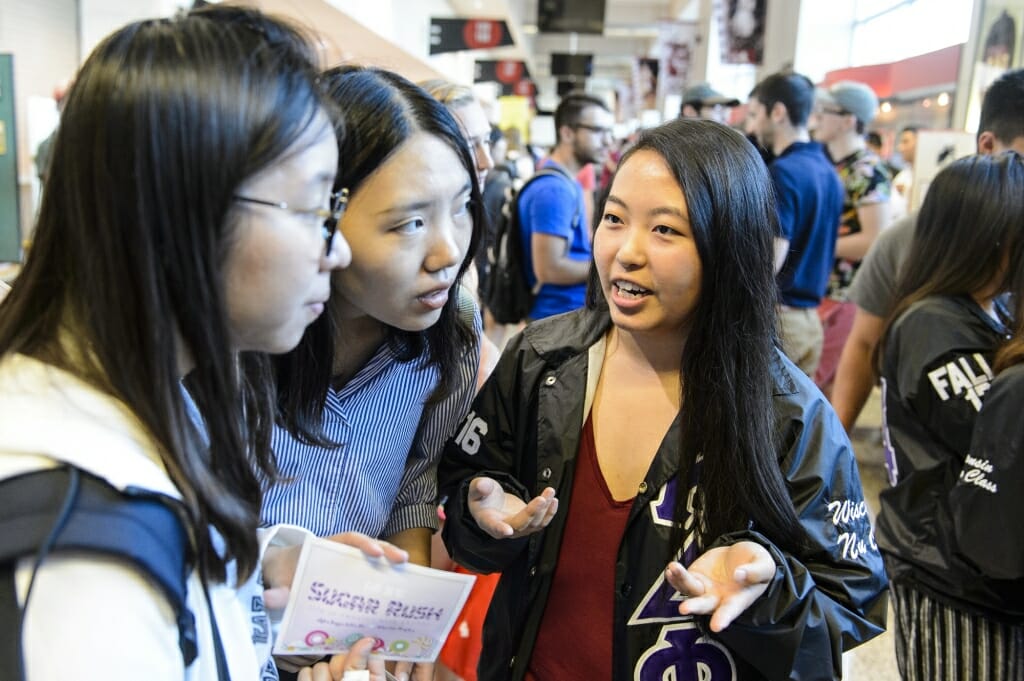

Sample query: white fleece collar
[0,354,181,499]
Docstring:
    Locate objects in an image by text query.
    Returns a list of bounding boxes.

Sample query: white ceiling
[446,0,701,82]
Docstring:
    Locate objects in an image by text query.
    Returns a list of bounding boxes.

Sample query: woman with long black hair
[875,151,1024,680]
[439,119,887,681]
[0,8,404,679]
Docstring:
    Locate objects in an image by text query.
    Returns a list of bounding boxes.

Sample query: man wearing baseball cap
[679,82,740,124]
[811,80,891,395]
[833,68,1024,433]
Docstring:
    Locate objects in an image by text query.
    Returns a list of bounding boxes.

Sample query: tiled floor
[842,388,900,681]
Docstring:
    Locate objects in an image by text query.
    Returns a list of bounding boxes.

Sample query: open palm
[468,476,558,539]
[665,541,776,632]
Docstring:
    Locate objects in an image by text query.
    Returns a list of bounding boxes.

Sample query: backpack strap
[202,572,234,681]
[0,560,24,679]
[519,165,583,225]
[0,466,199,675]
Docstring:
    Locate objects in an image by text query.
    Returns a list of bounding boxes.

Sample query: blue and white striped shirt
[262,309,480,539]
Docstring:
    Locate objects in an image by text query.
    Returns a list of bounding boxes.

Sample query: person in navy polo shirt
[748,71,844,376]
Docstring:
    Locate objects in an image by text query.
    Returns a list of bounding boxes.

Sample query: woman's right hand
[263,532,409,609]
[467,476,558,539]
[296,637,385,681]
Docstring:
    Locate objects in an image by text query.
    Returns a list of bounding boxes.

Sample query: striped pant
[891,581,1024,680]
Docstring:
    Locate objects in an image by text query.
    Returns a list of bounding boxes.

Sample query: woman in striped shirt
[264,66,484,680]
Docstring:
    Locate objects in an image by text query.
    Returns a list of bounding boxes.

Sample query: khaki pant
[778,305,824,377]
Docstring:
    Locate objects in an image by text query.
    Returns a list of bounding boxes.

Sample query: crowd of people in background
[2,5,1022,680]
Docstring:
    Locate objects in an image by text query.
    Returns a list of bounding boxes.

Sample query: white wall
[328,0,394,37]
[760,0,800,76]
[327,0,484,83]
[792,0,973,84]
[78,0,179,62]
[793,0,856,83]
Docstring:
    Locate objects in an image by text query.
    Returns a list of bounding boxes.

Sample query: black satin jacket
[440,307,888,681]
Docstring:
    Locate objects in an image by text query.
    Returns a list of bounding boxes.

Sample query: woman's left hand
[390,660,434,681]
[664,541,776,632]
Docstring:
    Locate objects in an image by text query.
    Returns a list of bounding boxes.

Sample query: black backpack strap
[203,579,234,681]
[0,560,25,680]
[519,165,582,223]
[0,466,199,675]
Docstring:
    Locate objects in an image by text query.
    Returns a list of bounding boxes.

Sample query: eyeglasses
[467,135,493,152]
[819,107,850,117]
[574,123,614,136]
[234,189,349,255]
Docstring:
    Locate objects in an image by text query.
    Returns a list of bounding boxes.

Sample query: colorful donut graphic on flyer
[304,630,330,647]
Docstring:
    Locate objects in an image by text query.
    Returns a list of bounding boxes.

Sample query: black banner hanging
[430,18,515,55]
[537,0,606,35]
[474,60,535,96]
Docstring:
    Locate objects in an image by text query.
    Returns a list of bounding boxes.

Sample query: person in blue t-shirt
[519,93,614,320]
[748,71,844,376]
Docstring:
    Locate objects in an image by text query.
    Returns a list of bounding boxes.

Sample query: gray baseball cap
[683,82,740,107]
[822,81,879,125]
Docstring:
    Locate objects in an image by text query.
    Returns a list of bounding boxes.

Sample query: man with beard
[748,71,843,376]
[520,92,613,320]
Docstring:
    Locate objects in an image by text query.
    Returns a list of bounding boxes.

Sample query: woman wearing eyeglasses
[0,7,415,681]
[264,66,484,680]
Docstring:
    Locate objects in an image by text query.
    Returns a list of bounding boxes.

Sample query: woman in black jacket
[949,303,1024,620]
[875,152,1024,680]
[439,119,887,681]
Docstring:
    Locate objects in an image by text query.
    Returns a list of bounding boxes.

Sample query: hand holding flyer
[274,536,476,663]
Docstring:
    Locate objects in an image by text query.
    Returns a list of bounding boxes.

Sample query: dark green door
[0,55,21,262]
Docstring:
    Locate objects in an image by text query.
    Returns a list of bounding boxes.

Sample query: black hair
[489,124,505,147]
[275,66,482,444]
[866,131,883,149]
[555,92,610,136]
[0,6,331,582]
[899,124,920,137]
[979,68,1024,147]
[588,119,810,555]
[879,152,1024,372]
[754,71,815,127]
[983,11,1017,67]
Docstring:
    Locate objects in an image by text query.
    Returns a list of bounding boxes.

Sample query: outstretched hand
[664,541,775,632]
[468,476,558,539]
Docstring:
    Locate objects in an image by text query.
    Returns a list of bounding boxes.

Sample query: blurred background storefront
[0,0,1018,260]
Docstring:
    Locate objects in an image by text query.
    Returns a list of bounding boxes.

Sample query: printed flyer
[273,537,476,662]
